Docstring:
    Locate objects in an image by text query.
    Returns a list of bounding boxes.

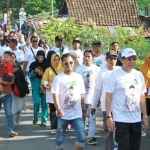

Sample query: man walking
[76,50,100,145]
[50,36,69,57]
[91,50,119,150]
[51,53,86,150]
[92,40,106,69]
[105,48,148,150]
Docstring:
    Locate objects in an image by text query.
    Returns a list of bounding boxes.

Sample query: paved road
[0,94,150,150]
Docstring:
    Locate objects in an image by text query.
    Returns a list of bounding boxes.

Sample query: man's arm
[81,94,86,120]
[53,93,64,117]
[105,92,115,132]
[23,61,28,73]
[140,93,149,131]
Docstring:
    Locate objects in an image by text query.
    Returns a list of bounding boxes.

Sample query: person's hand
[107,117,115,133]
[38,70,43,76]
[97,99,100,107]
[46,83,52,88]
[82,112,86,120]
[34,68,40,74]
[142,118,149,132]
[57,109,64,118]
[91,108,96,116]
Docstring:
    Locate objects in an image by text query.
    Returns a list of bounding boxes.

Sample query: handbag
[51,111,57,129]
[13,85,20,97]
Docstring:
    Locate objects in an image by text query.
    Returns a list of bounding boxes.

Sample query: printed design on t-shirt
[64,81,77,109]
[93,60,103,67]
[124,79,139,112]
[83,70,93,94]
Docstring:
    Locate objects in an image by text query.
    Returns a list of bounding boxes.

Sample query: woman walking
[41,53,63,133]
[11,52,29,125]
[29,50,50,126]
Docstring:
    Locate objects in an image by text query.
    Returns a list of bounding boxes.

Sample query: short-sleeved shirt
[106,68,146,123]
[51,46,69,56]
[24,46,44,71]
[92,54,107,69]
[51,72,85,120]
[76,64,100,104]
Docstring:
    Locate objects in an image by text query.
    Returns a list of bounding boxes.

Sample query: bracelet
[143,116,148,119]
[106,116,112,119]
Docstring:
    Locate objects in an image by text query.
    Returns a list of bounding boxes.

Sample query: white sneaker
[51,129,56,134]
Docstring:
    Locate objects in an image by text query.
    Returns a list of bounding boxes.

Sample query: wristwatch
[82,109,86,113]
[143,116,148,119]
[106,116,112,119]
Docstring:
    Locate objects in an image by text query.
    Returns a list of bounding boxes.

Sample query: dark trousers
[48,103,56,128]
[115,121,141,150]
[146,98,150,116]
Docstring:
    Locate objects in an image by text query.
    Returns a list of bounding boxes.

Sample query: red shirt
[3,62,14,74]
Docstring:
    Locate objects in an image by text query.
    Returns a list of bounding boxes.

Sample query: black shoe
[33,121,37,125]
[87,137,97,145]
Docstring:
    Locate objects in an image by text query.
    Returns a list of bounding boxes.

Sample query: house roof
[139,15,150,38]
[59,0,141,27]
[141,27,150,38]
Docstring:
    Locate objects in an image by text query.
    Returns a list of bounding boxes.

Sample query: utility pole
[52,0,53,16]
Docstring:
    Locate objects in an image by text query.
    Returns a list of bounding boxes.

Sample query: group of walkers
[0,20,149,150]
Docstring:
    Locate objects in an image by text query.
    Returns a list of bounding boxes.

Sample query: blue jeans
[3,94,14,135]
[56,117,85,150]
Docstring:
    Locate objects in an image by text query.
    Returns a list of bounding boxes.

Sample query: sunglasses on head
[32,40,38,42]
[108,57,117,61]
[63,61,73,66]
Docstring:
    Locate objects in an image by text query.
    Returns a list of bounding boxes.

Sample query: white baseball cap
[121,48,136,58]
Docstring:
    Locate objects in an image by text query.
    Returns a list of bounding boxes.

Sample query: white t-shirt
[1,48,24,63]
[94,67,120,111]
[51,45,69,56]
[70,49,83,65]
[76,64,100,104]
[24,46,44,71]
[106,68,146,123]
[51,72,85,120]
[0,45,11,57]
[10,49,24,63]
[93,54,107,69]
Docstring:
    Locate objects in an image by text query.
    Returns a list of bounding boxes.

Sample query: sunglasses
[63,61,74,66]
[32,40,38,42]
[108,57,117,61]
[93,44,101,47]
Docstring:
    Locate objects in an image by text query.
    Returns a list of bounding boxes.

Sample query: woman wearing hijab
[38,38,46,48]
[11,53,29,125]
[140,53,150,118]
[29,50,50,126]
[41,53,63,134]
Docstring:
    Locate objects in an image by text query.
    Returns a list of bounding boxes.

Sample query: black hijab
[29,50,50,79]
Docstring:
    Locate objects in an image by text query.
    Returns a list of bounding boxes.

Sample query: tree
[136,0,150,10]
[39,17,149,70]
[0,0,59,20]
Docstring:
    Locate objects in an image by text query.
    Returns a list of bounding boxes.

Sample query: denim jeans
[3,94,14,135]
[56,117,85,150]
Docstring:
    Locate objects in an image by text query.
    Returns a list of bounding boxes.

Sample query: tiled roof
[141,27,150,38]
[59,0,141,27]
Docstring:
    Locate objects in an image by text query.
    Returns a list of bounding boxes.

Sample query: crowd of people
[0,20,149,150]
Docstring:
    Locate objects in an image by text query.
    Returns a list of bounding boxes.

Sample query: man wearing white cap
[105,48,148,150]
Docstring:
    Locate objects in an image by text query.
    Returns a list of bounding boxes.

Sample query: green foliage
[136,0,150,10]
[39,17,149,70]
[0,0,58,20]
